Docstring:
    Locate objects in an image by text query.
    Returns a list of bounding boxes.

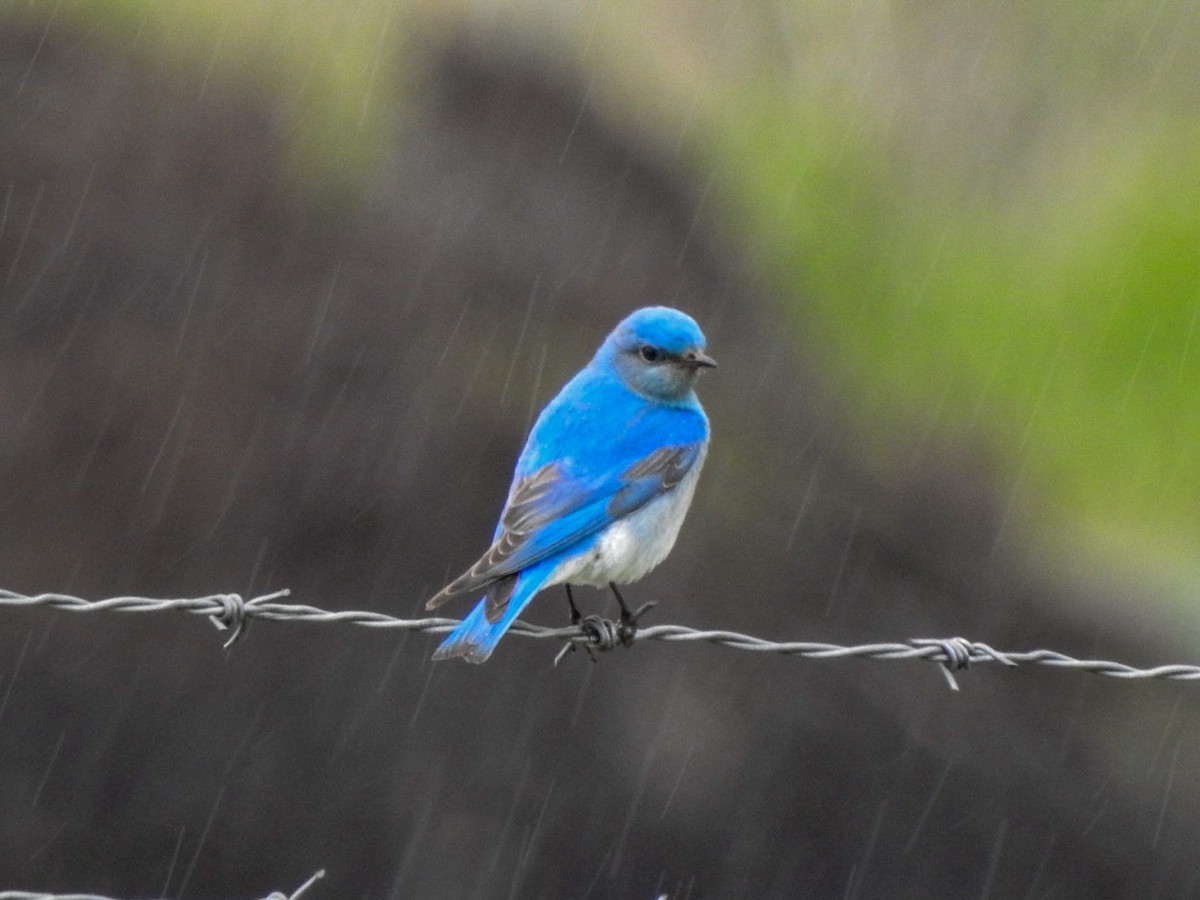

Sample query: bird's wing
[425,441,704,610]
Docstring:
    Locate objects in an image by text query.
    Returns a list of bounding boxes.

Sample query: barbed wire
[2,591,1190,900]
[2,587,1198,689]
[0,869,324,900]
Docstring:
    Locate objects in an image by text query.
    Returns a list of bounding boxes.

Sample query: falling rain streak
[2,5,1200,899]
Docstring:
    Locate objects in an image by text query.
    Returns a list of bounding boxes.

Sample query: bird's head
[601,306,716,403]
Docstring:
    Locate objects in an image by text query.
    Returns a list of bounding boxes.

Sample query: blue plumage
[427,306,715,663]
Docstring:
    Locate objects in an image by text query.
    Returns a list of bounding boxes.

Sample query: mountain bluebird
[427,306,716,663]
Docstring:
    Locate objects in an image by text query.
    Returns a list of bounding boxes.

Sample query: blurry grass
[11,0,1199,590]
[713,66,1200,589]
[14,0,413,192]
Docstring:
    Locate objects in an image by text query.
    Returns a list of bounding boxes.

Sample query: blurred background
[2,0,1199,897]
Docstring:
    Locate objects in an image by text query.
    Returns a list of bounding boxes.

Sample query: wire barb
[2,587,1199,686]
[907,637,1016,691]
[205,590,292,648]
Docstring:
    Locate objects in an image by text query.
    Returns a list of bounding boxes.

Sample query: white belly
[547,445,707,588]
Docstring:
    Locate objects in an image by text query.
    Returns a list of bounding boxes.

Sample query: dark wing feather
[426,461,581,609]
[483,574,518,623]
[426,443,703,612]
[605,445,695,516]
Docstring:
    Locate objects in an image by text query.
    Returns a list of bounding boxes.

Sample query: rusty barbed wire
[2,587,1198,688]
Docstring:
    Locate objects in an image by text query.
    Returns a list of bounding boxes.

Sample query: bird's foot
[575,608,653,652]
[556,585,599,664]
[608,582,655,648]
[553,585,656,665]
[616,600,656,648]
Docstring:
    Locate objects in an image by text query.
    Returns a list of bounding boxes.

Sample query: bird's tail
[431,566,553,664]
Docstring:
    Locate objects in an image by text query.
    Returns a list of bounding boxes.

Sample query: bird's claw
[554,615,607,665]
[581,614,621,651]
[578,601,655,651]
[554,602,657,665]
[617,601,656,647]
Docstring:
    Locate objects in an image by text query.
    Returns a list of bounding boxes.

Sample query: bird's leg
[557,583,654,663]
[608,582,656,648]
[608,581,631,619]
[565,584,582,624]
[555,584,598,665]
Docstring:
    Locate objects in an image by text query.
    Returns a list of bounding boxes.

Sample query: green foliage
[713,72,1200,582]
[16,0,406,195]
[12,0,1198,583]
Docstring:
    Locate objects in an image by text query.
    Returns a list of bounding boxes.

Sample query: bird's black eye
[639,345,661,363]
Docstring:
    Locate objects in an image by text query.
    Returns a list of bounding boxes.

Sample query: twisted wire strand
[0,869,325,900]
[2,588,1198,684]
[3,594,1191,900]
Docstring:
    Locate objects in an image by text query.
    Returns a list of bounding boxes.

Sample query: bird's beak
[683,350,718,369]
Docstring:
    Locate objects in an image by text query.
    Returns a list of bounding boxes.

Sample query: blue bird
[427,306,716,663]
